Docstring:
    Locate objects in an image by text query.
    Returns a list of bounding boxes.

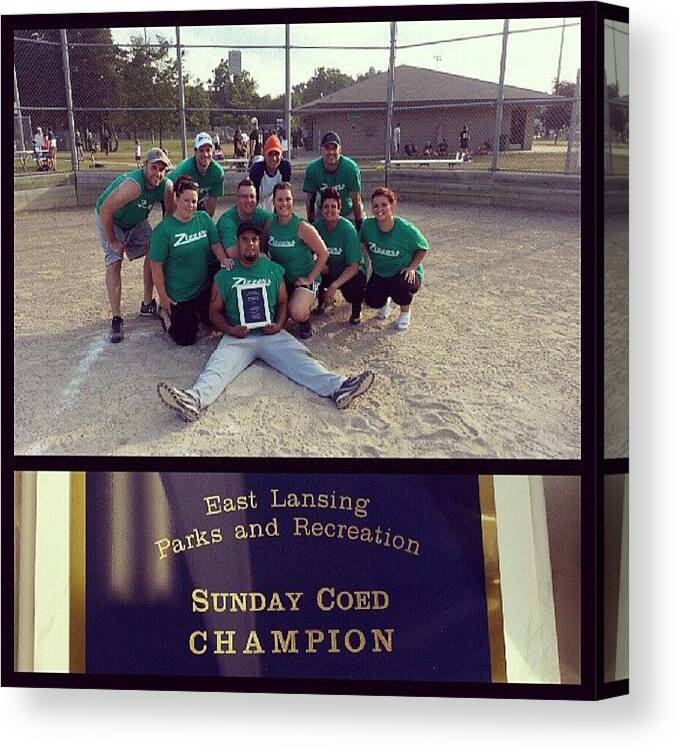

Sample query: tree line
[14,28,376,142]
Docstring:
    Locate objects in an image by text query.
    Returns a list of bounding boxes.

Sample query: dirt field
[13,200,580,458]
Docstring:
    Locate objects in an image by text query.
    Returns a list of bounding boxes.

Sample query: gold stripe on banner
[69,472,86,673]
[479,475,507,683]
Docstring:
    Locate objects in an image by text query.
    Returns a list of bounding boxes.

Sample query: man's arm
[99,180,141,257]
[203,196,217,217]
[208,281,248,338]
[163,179,176,215]
[350,191,364,228]
[263,280,288,335]
[305,191,317,223]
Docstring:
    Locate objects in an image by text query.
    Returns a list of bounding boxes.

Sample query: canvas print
[12,10,582,459]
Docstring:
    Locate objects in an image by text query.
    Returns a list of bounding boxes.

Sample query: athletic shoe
[299,319,313,339]
[395,311,411,331]
[349,303,362,325]
[111,316,124,343]
[332,371,375,410]
[140,299,158,317]
[157,383,202,422]
[378,298,397,319]
[312,301,326,316]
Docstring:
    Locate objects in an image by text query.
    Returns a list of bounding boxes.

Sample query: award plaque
[5,0,629,703]
[236,283,271,329]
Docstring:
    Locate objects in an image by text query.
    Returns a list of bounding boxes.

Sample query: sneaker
[332,370,375,410]
[157,382,202,422]
[349,304,362,325]
[312,301,326,316]
[395,311,411,331]
[110,316,124,343]
[378,298,397,319]
[140,299,158,317]
[299,319,313,339]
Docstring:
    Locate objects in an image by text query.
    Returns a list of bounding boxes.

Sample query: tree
[607,83,628,143]
[292,67,355,106]
[541,79,575,144]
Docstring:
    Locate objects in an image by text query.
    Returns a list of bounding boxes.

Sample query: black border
[2,1,628,701]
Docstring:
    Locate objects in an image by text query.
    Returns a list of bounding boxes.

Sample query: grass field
[15,137,627,177]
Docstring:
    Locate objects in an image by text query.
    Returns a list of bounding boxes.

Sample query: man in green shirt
[94,147,174,343]
[216,178,273,255]
[167,132,224,217]
[157,222,374,422]
[303,131,364,228]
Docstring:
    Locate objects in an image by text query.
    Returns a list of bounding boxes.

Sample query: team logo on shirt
[269,238,296,248]
[231,277,272,287]
[320,182,346,192]
[368,241,400,258]
[173,229,208,247]
[327,246,343,256]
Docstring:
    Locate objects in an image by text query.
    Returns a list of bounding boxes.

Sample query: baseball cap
[145,147,171,167]
[194,132,213,150]
[237,221,262,238]
[264,135,283,155]
[321,131,341,147]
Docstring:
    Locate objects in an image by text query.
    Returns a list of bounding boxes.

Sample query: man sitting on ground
[157,222,374,422]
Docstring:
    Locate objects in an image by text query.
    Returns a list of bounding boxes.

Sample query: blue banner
[86,472,493,682]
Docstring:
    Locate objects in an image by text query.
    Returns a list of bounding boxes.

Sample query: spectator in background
[75,130,84,161]
[249,134,292,211]
[438,138,449,157]
[134,139,142,167]
[233,127,242,157]
[392,122,401,156]
[459,125,470,160]
[33,127,43,170]
[47,128,57,170]
[248,116,263,166]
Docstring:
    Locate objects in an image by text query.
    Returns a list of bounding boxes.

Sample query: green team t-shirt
[313,216,366,279]
[302,155,361,216]
[148,211,219,302]
[216,205,274,249]
[214,255,284,331]
[95,169,168,229]
[360,216,429,280]
[267,214,315,284]
[168,156,224,203]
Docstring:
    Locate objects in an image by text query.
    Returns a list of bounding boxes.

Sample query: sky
[109,17,583,98]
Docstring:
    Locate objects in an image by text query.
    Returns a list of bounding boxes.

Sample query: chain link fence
[604,20,629,176]
[13,17,582,178]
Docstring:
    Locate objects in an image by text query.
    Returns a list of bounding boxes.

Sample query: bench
[15,149,49,171]
[383,158,466,168]
[217,157,249,171]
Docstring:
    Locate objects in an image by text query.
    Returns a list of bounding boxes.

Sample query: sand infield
[13,200,580,458]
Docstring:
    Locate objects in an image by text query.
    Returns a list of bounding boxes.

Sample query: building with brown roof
[297,64,563,157]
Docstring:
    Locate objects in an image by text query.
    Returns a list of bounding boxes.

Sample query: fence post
[176,27,188,160]
[285,24,292,160]
[491,19,509,173]
[60,30,80,179]
[14,66,26,151]
[555,17,566,87]
[384,21,397,187]
[603,71,613,175]
[565,68,581,174]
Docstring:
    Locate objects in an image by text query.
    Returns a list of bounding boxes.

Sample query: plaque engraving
[236,283,271,329]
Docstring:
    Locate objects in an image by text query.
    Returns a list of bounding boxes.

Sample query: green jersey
[149,211,219,302]
[302,155,361,216]
[267,214,315,284]
[214,255,284,331]
[168,156,224,204]
[95,169,168,229]
[360,216,429,280]
[313,216,366,279]
[216,205,273,249]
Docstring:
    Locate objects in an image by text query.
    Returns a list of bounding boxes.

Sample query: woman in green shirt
[360,187,429,332]
[263,182,329,340]
[149,176,228,346]
[313,187,367,325]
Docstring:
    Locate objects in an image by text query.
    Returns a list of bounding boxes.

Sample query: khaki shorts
[94,210,151,266]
